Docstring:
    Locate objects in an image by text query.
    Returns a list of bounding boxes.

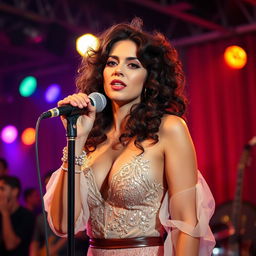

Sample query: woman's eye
[106,60,117,67]
[128,63,140,69]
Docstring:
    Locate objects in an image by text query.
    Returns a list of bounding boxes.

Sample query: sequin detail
[84,154,165,239]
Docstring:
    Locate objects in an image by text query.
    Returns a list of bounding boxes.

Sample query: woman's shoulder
[157,114,194,152]
[159,114,189,138]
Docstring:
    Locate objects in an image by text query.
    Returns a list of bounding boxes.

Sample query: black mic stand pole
[66,114,80,256]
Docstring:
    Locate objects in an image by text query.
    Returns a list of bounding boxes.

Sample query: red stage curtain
[182,33,256,206]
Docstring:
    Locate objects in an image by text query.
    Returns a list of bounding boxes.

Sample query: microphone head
[89,92,107,112]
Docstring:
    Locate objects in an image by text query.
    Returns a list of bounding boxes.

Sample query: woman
[44,18,215,255]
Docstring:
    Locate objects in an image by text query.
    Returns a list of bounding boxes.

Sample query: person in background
[0,158,8,177]
[30,171,89,256]
[30,171,67,256]
[0,175,35,256]
[44,18,215,255]
[23,188,41,215]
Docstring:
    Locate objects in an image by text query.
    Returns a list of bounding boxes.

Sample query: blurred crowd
[0,157,89,256]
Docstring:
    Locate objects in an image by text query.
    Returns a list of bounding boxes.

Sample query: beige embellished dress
[44,154,215,256]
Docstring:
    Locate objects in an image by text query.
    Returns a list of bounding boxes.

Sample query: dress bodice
[44,153,216,256]
[83,154,166,239]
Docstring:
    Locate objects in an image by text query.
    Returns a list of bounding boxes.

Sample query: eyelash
[128,63,140,69]
[106,61,140,69]
[106,61,116,67]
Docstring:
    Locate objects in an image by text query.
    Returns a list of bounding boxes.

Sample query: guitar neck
[231,147,251,231]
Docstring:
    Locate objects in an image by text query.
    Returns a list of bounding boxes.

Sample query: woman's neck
[111,101,134,134]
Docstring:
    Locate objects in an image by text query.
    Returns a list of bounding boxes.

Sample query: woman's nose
[112,65,124,76]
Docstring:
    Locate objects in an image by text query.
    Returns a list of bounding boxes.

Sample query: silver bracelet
[61,146,86,166]
[61,165,82,174]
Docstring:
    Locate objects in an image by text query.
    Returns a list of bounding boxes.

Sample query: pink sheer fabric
[159,171,216,255]
[44,165,215,256]
[44,168,90,237]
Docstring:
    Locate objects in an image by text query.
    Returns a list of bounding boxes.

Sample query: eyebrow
[108,55,139,61]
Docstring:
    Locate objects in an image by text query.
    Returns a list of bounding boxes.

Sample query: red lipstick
[110,79,127,90]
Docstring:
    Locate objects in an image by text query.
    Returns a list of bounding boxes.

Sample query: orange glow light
[224,45,247,69]
[21,128,35,145]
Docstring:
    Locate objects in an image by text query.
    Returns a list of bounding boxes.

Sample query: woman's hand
[57,93,96,144]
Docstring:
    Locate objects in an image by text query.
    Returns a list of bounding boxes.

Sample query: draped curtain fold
[182,33,256,206]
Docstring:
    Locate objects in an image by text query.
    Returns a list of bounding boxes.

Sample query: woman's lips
[110,79,126,90]
[111,84,125,90]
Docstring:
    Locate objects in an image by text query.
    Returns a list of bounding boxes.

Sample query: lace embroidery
[84,168,105,237]
[106,154,163,237]
[84,154,165,238]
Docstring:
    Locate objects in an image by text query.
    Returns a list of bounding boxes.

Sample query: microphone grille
[89,92,107,112]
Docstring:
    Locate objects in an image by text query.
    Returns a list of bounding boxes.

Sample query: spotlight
[76,33,99,56]
[45,84,61,103]
[21,128,35,145]
[224,45,247,69]
[19,76,37,97]
[212,247,224,255]
[1,125,18,144]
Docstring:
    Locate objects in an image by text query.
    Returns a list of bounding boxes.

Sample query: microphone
[40,92,107,119]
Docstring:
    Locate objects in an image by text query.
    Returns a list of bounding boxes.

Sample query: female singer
[44,18,215,256]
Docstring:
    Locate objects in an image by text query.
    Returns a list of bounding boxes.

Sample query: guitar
[210,136,256,256]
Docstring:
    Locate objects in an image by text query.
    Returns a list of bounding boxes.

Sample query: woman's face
[103,40,147,106]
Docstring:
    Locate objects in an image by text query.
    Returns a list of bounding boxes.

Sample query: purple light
[1,125,18,143]
[45,84,61,103]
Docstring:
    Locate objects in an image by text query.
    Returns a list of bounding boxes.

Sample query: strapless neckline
[83,153,164,202]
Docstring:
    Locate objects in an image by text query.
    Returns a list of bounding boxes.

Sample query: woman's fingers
[71,94,90,108]
[58,93,90,108]
[86,100,96,119]
[57,93,97,137]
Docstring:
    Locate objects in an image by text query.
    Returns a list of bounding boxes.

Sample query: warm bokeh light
[224,45,247,69]
[45,84,61,103]
[1,125,18,143]
[76,33,99,56]
[21,128,35,145]
[19,76,37,97]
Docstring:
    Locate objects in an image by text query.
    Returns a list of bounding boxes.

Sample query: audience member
[0,158,8,177]
[30,171,67,256]
[23,188,41,215]
[0,175,35,255]
[30,171,89,255]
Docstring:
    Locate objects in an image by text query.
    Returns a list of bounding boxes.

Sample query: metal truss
[1,0,256,76]
[1,0,256,38]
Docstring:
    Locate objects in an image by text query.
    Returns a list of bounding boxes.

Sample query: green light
[19,76,37,97]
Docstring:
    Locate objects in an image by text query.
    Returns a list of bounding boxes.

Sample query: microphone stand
[66,114,80,256]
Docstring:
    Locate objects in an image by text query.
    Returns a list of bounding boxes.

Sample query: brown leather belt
[89,236,164,249]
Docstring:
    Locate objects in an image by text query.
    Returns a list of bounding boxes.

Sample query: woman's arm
[49,153,83,234]
[162,115,199,256]
[47,93,96,234]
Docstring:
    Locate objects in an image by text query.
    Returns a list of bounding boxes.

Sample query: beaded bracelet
[61,146,86,166]
[61,165,82,174]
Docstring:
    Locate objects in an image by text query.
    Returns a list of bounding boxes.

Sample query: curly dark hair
[76,18,187,153]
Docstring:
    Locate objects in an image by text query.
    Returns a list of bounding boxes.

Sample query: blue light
[45,84,61,103]
[212,247,224,255]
